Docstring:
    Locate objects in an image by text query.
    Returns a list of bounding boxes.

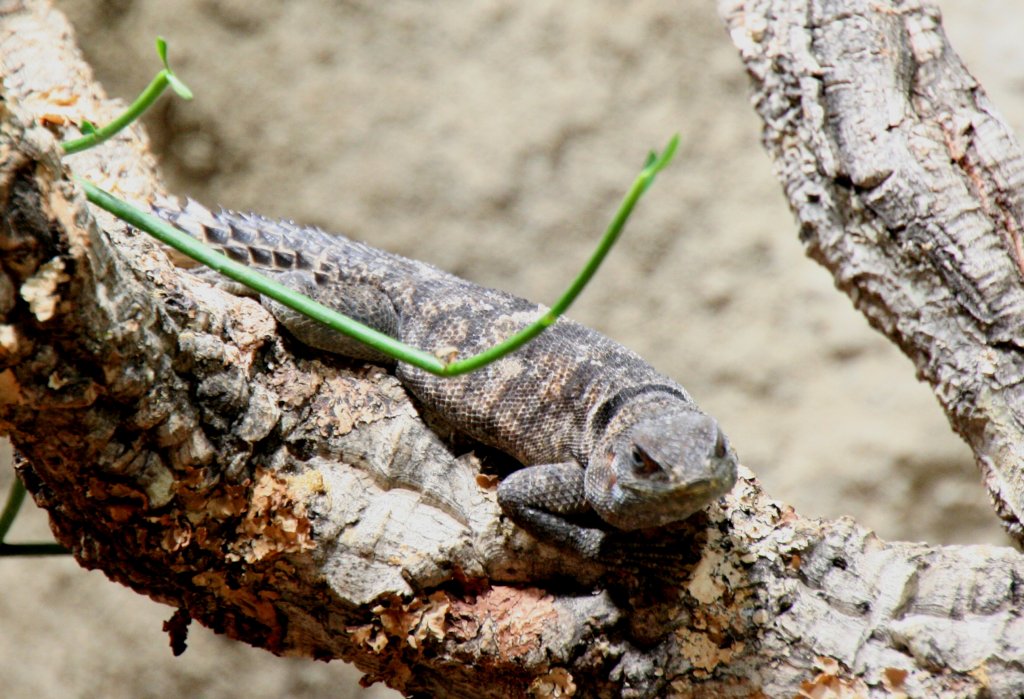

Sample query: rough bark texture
[1,0,1022,697]
[720,0,1024,542]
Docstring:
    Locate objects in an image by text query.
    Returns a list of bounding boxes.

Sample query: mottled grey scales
[155,199,739,562]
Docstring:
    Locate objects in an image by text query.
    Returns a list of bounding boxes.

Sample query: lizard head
[587,409,737,531]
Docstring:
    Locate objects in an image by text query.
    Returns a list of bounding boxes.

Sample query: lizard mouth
[610,471,736,530]
[680,478,726,499]
[679,471,736,505]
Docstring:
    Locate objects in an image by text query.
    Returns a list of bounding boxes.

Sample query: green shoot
[81,179,450,373]
[57,35,678,376]
[61,37,192,155]
[0,477,68,556]
[441,136,677,374]
[79,135,677,376]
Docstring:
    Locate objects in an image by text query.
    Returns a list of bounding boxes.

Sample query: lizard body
[157,199,738,560]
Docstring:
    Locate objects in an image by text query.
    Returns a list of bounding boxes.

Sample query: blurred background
[2,1,1021,696]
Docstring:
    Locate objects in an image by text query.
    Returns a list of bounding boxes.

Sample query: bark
[0,0,1021,697]
[720,0,1024,541]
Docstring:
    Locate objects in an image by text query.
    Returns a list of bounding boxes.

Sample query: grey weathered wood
[720,0,1024,541]
[1,0,1022,696]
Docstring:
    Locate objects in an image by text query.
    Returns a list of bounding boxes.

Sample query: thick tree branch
[1,0,1023,696]
[719,0,1024,541]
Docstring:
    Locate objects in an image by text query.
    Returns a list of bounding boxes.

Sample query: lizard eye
[629,445,662,477]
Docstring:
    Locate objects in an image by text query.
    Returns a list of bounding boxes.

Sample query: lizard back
[157,200,700,467]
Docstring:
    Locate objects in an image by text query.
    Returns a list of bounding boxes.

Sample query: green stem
[0,543,70,556]
[61,38,192,156]
[0,477,67,556]
[80,180,450,373]
[62,70,177,154]
[58,32,677,377]
[0,476,26,544]
[78,134,677,377]
[440,135,678,375]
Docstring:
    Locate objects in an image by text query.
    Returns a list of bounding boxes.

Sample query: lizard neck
[588,384,693,447]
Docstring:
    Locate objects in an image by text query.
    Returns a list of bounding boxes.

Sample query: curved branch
[720,0,1024,539]
[1,0,1022,695]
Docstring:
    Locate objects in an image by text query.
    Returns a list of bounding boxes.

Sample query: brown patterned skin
[157,200,738,561]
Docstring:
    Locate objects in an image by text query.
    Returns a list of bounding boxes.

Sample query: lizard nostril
[713,429,729,460]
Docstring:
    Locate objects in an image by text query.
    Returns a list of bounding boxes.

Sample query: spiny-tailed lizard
[155,199,738,562]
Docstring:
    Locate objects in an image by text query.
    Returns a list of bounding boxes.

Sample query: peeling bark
[720,0,1024,543]
[1,0,1023,696]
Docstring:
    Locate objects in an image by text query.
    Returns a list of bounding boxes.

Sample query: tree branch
[1,0,1022,696]
[720,0,1024,541]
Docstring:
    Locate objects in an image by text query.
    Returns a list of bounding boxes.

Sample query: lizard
[154,198,739,562]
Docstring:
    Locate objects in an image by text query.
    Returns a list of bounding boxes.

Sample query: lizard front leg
[497,462,609,560]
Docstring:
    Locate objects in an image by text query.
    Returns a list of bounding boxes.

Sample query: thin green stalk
[57,36,679,377]
[57,35,678,377]
[0,476,26,544]
[61,37,192,155]
[441,136,678,375]
[81,180,449,373]
[80,135,676,376]
[0,477,67,556]
[0,543,70,556]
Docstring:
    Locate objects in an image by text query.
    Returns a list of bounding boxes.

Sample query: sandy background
[2,1,1022,696]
